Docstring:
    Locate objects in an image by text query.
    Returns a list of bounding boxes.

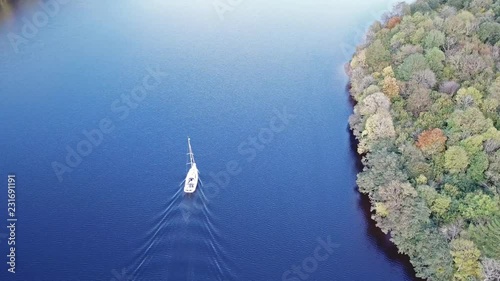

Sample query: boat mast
[188,137,195,165]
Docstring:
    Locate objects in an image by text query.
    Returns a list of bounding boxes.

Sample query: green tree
[459,193,500,221]
[411,27,427,45]
[469,0,493,13]
[486,150,500,188]
[469,216,500,259]
[425,47,445,75]
[445,146,469,174]
[447,108,493,142]
[365,39,391,71]
[445,10,477,36]
[467,151,489,182]
[411,1,432,14]
[481,98,499,125]
[446,0,470,9]
[461,135,484,155]
[455,87,483,108]
[431,194,452,218]
[478,21,500,44]
[423,30,445,49]
[450,239,483,281]
[356,147,407,194]
[397,53,429,81]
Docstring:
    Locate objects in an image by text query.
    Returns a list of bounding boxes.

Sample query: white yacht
[183,137,199,193]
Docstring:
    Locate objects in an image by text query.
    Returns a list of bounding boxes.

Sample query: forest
[348,0,500,280]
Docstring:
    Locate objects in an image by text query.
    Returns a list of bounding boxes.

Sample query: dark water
[0,0,418,280]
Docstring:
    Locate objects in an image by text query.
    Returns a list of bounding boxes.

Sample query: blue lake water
[0,0,419,280]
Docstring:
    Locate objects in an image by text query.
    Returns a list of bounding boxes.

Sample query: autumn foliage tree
[416,128,447,155]
[386,16,401,29]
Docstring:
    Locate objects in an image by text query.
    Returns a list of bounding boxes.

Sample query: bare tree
[412,69,437,89]
[444,36,458,52]
[440,5,457,19]
[439,81,460,95]
[440,220,463,241]
[482,258,500,281]
[484,139,500,153]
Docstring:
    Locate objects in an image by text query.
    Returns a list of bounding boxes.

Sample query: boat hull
[184,164,199,193]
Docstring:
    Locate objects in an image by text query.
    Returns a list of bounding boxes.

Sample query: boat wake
[125,182,236,281]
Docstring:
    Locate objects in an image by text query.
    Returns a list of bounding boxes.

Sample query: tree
[446,0,469,10]
[407,87,432,116]
[416,128,447,155]
[386,16,401,29]
[357,92,391,116]
[481,98,499,124]
[462,135,485,155]
[390,31,407,50]
[467,151,489,182]
[376,181,417,215]
[382,66,400,98]
[351,74,376,100]
[374,202,389,217]
[450,239,483,281]
[425,47,446,75]
[411,69,437,89]
[349,49,367,69]
[423,30,446,49]
[484,138,500,154]
[431,194,452,218]
[365,39,391,71]
[445,10,477,37]
[400,144,433,178]
[397,53,429,81]
[411,27,427,45]
[440,220,464,241]
[445,146,469,174]
[411,1,432,14]
[382,76,400,98]
[418,185,438,206]
[481,258,500,281]
[488,77,500,101]
[364,110,396,141]
[455,87,483,108]
[486,150,500,187]
[478,21,500,44]
[470,217,500,259]
[447,108,493,142]
[469,0,493,12]
[356,148,407,194]
[394,44,424,64]
[459,193,500,221]
[439,81,460,95]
